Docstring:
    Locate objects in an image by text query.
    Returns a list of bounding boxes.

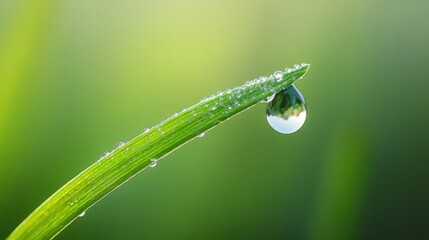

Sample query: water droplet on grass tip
[78,211,86,217]
[149,159,158,168]
[266,84,306,134]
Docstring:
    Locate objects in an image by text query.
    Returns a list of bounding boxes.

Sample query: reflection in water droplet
[78,211,86,217]
[197,133,205,138]
[266,84,306,134]
[117,142,125,148]
[149,158,158,168]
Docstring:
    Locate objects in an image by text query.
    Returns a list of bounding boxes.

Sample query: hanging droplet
[266,84,306,134]
[197,132,205,138]
[149,158,158,168]
[78,211,86,217]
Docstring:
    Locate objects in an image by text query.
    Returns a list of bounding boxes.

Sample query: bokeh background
[1,0,428,239]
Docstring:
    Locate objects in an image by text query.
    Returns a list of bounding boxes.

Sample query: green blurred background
[1,0,428,239]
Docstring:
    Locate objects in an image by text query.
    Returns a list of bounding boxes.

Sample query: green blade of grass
[8,63,310,240]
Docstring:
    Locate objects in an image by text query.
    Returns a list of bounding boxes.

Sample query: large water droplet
[78,211,86,217]
[266,84,306,134]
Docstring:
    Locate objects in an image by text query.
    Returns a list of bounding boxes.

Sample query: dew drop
[117,141,125,148]
[149,158,158,168]
[100,151,110,159]
[78,211,86,217]
[273,71,283,81]
[261,93,276,103]
[266,84,306,134]
[197,132,205,138]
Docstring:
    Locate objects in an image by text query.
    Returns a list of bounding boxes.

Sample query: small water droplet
[266,84,306,134]
[117,141,125,148]
[100,151,110,159]
[149,158,158,168]
[259,76,267,81]
[143,127,149,133]
[273,71,283,81]
[78,211,86,217]
[197,132,205,137]
[261,94,276,103]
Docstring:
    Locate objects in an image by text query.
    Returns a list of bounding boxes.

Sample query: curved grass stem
[8,63,310,240]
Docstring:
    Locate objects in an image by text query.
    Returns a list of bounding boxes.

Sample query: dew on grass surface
[273,70,283,81]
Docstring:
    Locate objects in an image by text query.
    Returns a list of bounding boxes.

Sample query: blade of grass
[8,63,310,240]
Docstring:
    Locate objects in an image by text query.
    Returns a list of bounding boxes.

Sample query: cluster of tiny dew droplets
[186,63,310,118]
[91,63,309,192]
[95,64,309,165]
